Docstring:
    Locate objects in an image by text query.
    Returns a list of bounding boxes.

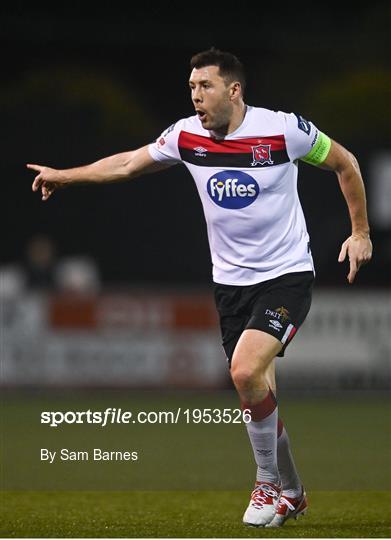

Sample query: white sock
[276,424,302,498]
[243,390,280,485]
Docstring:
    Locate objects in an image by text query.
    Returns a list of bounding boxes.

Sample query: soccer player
[27,48,372,528]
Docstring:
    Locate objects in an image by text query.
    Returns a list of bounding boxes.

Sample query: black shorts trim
[214,271,314,365]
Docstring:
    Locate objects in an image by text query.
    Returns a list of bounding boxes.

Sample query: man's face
[189,65,234,131]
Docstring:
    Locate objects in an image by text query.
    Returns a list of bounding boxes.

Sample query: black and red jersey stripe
[178,131,289,168]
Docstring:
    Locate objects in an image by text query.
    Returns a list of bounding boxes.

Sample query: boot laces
[250,484,279,509]
[278,496,296,512]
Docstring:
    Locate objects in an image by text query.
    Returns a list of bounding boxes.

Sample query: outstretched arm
[317,140,372,284]
[27,145,171,201]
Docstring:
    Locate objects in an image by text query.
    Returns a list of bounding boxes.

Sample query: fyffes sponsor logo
[207,170,259,209]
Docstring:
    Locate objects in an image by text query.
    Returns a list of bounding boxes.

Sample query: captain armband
[301,131,331,165]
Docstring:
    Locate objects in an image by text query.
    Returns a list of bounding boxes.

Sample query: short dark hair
[190,47,246,94]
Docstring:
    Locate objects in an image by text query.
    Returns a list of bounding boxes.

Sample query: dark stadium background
[1,3,390,286]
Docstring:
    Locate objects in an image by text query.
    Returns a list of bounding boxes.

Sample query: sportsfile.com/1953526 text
[40,408,252,427]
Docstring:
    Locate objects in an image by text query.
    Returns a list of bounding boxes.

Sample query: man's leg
[230,328,282,526]
[263,361,302,496]
[263,359,308,528]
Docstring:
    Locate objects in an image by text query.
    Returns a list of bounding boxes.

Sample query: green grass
[1,490,390,537]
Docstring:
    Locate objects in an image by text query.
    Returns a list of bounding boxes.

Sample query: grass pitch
[1,490,390,537]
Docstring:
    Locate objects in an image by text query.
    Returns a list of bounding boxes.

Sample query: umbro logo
[269,319,283,331]
[256,448,272,457]
[194,146,208,157]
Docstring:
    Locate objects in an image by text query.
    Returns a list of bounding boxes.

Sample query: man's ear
[230,81,242,100]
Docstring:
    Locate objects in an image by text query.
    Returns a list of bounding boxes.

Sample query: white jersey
[148,106,320,286]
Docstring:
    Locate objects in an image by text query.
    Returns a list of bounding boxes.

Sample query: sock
[242,389,280,485]
[275,418,302,498]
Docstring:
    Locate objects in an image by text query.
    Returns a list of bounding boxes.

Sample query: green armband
[301,131,331,165]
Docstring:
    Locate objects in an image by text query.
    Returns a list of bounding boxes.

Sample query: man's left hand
[338,234,373,284]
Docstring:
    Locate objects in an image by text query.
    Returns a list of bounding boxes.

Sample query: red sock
[241,389,277,421]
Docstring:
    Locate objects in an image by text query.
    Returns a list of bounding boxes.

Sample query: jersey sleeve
[282,112,331,165]
[148,121,183,165]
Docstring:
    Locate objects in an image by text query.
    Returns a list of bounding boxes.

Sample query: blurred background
[0,3,390,492]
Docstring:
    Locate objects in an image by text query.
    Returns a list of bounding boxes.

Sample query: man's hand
[27,147,172,201]
[338,234,373,284]
[27,163,68,201]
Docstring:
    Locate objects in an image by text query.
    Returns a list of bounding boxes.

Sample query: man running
[27,47,372,527]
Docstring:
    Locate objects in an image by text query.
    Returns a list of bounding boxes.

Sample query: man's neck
[211,101,247,139]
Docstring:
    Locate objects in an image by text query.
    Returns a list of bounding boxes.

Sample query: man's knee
[230,363,259,391]
[230,329,281,391]
[231,350,271,391]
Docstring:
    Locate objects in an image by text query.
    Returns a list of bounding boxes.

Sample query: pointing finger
[26,163,42,172]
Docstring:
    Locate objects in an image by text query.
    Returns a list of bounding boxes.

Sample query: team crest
[251,144,274,166]
[275,306,290,322]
